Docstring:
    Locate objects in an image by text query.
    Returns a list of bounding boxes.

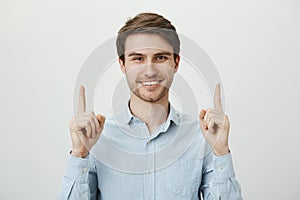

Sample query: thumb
[96,114,106,126]
[199,109,207,131]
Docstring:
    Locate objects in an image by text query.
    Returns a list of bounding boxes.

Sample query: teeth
[143,81,159,86]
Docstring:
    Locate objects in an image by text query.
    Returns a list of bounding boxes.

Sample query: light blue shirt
[58,103,242,200]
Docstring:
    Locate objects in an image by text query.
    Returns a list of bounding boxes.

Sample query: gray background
[1,0,299,199]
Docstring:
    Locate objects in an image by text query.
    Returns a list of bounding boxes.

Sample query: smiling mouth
[138,80,163,89]
[141,80,161,86]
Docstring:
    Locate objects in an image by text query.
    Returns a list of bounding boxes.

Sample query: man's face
[119,33,180,103]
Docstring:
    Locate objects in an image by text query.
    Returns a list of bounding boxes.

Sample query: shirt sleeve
[58,153,99,200]
[200,152,243,200]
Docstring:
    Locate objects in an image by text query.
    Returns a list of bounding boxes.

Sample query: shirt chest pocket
[164,158,202,197]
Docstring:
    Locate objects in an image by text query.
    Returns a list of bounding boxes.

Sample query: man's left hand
[199,84,230,156]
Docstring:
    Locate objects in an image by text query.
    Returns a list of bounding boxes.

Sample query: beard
[132,85,169,102]
[126,70,174,103]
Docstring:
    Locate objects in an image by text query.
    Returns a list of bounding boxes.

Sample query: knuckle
[70,117,78,127]
[207,108,214,113]
[207,111,212,117]
[91,122,95,128]
[96,123,100,129]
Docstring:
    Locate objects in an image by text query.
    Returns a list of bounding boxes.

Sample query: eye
[156,55,167,61]
[133,57,143,61]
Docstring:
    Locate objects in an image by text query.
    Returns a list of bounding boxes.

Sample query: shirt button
[83,167,88,173]
[217,166,223,171]
[83,191,88,199]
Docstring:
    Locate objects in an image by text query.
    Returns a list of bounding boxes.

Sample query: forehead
[124,33,174,55]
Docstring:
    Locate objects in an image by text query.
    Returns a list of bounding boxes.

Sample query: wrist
[213,147,230,156]
[70,148,89,158]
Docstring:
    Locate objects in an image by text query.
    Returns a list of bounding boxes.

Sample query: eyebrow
[154,52,172,56]
[128,53,143,57]
[127,51,172,57]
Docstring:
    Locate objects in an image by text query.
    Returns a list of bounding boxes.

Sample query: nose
[144,61,158,77]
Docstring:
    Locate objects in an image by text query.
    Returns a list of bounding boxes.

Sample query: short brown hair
[116,12,180,63]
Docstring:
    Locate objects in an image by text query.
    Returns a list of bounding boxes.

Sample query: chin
[132,86,168,102]
[143,97,161,103]
[139,92,168,103]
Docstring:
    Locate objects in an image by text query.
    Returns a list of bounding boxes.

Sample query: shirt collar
[117,100,180,126]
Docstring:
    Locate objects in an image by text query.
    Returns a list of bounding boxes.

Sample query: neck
[129,93,169,135]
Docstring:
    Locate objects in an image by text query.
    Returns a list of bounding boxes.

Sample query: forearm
[201,152,242,200]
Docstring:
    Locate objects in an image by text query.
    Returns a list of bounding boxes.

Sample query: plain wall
[1,0,299,199]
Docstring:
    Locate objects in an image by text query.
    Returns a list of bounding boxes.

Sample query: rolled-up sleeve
[58,153,98,200]
[200,152,242,200]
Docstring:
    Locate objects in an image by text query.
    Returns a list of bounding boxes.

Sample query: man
[59,12,242,200]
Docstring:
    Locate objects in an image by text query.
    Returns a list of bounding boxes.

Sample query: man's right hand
[69,86,106,158]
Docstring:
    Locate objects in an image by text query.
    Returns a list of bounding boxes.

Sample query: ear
[174,55,180,73]
[118,58,126,74]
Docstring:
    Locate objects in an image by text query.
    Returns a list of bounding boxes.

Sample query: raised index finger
[214,83,223,113]
[77,85,86,114]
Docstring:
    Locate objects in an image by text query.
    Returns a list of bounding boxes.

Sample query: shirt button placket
[144,139,155,200]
